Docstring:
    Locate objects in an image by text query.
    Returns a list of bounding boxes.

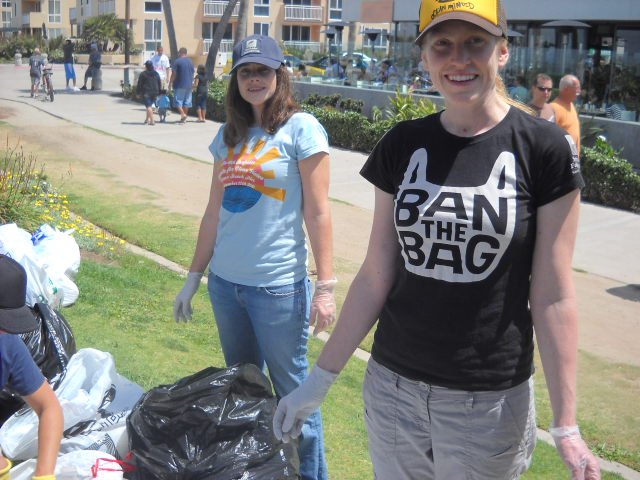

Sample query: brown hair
[223,65,299,148]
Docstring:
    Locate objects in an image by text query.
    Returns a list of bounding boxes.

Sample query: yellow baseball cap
[416,0,507,44]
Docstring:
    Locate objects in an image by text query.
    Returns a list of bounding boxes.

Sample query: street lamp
[322,27,336,67]
[363,28,381,72]
[327,20,348,56]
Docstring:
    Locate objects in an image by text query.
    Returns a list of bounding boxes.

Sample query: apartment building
[66,0,392,62]
[6,0,71,38]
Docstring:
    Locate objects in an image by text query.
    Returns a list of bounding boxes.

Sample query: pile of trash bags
[1,348,299,479]
[0,222,299,478]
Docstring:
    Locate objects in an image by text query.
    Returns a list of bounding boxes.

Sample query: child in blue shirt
[157,89,171,123]
[0,254,63,480]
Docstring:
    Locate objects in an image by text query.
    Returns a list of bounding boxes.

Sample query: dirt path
[2,99,639,367]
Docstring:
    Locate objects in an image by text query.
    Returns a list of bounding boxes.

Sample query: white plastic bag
[0,348,144,461]
[32,224,81,279]
[32,224,81,306]
[0,223,64,308]
[10,450,124,480]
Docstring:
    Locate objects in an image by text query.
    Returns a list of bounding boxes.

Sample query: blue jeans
[208,274,328,480]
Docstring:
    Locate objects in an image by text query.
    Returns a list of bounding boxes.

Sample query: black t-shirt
[361,107,583,391]
[63,43,74,63]
[195,73,209,96]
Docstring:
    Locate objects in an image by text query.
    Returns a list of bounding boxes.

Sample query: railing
[284,5,322,22]
[203,38,233,55]
[98,0,116,15]
[283,40,321,53]
[203,0,239,17]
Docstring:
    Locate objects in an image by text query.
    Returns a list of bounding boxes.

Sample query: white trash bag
[0,348,144,461]
[32,224,81,307]
[9,450,125,480]
[0,223,64,308]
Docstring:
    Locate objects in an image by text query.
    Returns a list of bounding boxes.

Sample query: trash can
[91,68,103,90]
[14,52,22,66]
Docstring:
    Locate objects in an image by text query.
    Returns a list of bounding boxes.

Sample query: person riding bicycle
[28,48,45,98]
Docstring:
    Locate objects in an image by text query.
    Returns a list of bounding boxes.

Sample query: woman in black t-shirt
[194,64,209,123]
[273,1,601,479]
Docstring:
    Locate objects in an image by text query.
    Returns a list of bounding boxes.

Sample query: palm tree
[161,0,178,61]
[205,0,241,80]
[82,13,126,50]
[235,0,249,45]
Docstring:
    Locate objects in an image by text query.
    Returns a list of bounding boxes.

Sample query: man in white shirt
[150,45,171,89]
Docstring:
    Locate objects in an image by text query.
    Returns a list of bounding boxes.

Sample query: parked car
[284,54,304,68]
[342,51,375,68]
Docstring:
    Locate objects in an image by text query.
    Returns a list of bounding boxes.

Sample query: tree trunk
[235,0,249,45]
[162,0,178,61]
[205,0,240,80]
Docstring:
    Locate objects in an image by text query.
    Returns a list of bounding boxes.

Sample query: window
[284,0,311,5]
[1,10,11,27]
[144,19,162,53]
[254,0,269,17]
[329,0,342,20]
[144,1,162,13]
[48,28,62,38]
[282,25,310,42]
[1,1,10,7]
[48,0,61,23]
[202,22,232,40]
[254,22,269,37]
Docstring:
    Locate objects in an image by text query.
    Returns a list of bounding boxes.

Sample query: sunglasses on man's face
[536,86,553,93]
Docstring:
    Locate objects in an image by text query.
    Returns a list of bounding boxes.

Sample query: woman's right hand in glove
[173,272,203,322]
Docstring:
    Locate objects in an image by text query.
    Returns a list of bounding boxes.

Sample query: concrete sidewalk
[1,63,639,286]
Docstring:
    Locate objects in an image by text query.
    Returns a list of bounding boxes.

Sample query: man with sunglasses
[528,73,555,122]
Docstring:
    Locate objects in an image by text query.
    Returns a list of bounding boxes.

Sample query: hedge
[581,137,640,213]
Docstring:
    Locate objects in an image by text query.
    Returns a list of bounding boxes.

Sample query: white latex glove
[550,426,601,480]
[309,278,337,335]
[273,366,338,443]
[173,272,203,322]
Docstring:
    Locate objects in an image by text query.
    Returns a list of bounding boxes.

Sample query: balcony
[283,40,321,53]
[203,38,233,55]
[204,1,239,17]
[284,5,322,22]
[21,10,45,27]
[98,0,116,15]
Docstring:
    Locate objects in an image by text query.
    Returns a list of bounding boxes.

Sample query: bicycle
[41,63,54,102]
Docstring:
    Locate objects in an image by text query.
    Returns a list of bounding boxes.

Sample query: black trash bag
[127,364,300,480]
[0,303,76,425]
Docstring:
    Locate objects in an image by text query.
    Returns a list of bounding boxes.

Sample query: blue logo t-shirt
[209,112,329,286]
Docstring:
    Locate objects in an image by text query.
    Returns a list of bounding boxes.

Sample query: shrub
[581,137,640,213]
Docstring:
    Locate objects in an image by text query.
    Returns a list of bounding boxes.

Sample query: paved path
[1,64,638,286]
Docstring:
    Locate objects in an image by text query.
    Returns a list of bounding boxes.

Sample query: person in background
[328,57,345,79]
[295,63,308,80]
[80,44,101,91]
[376,58,398,84]
[169,47,195,124]
[62,39,77,91]
[527,73,555,121]
[28,48,45,98]
[136,60,161,125]
[605,90,626,120]
[173,34,335,480]
[552,74,582,156]
[273,1,601,479]
[194,64,209,123]
[0,254,63,480]
[157,89,171,123]
[509,75,529,103]
[150,45,171,91]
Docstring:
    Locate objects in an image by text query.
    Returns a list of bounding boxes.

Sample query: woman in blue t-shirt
[273,1,601,479]
[0,254,63,480]
[173,35,334,480]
